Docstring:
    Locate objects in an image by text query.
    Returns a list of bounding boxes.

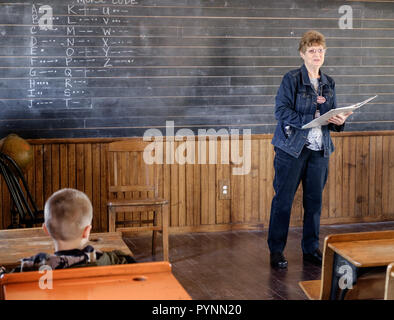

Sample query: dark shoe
[270,252,288,269]
[303,249,322,266]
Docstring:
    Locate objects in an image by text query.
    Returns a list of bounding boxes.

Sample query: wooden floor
[123,221,394,300]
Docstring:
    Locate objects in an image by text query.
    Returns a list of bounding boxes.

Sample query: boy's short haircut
[298,30,326,53]
[44,188,93,241]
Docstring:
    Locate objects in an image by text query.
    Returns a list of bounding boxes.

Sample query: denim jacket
[271,64,344,158]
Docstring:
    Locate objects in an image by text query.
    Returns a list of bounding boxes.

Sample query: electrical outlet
[218,179,231,200]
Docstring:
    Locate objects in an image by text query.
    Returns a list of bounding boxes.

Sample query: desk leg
[162,205,169,261]
[108,207,116,232]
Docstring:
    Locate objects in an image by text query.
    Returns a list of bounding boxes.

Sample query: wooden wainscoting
[1,132,394,232]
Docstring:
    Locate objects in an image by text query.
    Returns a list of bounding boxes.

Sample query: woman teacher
[268,30,352,269]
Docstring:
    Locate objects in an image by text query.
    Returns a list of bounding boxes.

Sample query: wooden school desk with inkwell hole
[0,228,191,300]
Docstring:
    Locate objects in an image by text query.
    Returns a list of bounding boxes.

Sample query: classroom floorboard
[123,221,394,300]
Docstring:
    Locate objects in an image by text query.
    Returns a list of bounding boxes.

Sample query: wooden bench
[0,261,191,300]
[298,280,321,300]
[299,270,386,300]
[299,230,394,300]
[384,262,394,300]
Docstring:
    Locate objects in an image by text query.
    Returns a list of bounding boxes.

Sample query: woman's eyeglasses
[306,48,326,55]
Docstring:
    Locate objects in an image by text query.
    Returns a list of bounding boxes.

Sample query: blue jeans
[267,146,329,254]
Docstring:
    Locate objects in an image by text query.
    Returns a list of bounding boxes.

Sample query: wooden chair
[384,262,394,300]
[107,140,169,261]
[0,152,44,228]
[0,262,191,300]
[299,230,393,300]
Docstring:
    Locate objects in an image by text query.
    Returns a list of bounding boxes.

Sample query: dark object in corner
[0,152,44,228]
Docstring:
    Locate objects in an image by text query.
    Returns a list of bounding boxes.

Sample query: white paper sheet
[301,95,378,129]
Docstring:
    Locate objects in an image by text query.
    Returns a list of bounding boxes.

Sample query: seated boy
[5,188,135,273]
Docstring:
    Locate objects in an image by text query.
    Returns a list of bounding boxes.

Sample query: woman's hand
[328,111,353,126]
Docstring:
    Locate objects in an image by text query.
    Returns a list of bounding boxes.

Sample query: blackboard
[0,0,393,139]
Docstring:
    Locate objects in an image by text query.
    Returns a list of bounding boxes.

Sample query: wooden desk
[0,228,132,270]
[1,261,191,300]
[328,239,394,268]
[299,230,394,300]
[0,227,47,240]
[326,231,394,300]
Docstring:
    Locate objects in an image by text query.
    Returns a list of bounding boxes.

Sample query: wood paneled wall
[1,132,394,232]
